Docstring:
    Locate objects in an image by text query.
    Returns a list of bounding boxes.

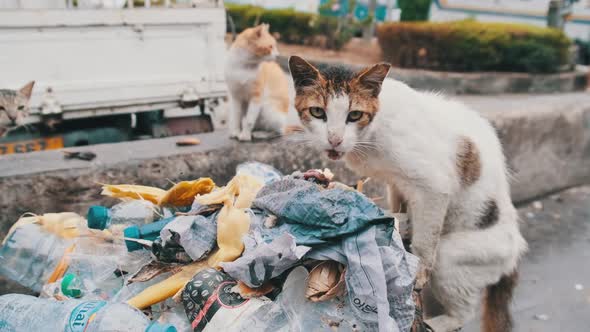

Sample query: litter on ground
[0,162,420,332]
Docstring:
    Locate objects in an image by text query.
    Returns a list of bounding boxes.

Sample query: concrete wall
[1,93,590,239]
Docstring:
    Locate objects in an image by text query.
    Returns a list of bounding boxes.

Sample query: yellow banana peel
[194,174,263,267]
[101,178,215,207]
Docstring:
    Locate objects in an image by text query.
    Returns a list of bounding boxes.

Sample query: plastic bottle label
[67,301,107,332]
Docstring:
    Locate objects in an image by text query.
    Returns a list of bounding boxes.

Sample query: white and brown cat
[0,81,35,137]
[224,24,295,141]
[288,56,527,332]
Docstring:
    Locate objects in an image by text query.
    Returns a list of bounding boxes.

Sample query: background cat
[224,23,291,141]
[0,81,35,137]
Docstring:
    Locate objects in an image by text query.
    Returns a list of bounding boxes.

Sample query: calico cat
[288,56,527,332]
[225,24,290,141]
[0,81,35,137]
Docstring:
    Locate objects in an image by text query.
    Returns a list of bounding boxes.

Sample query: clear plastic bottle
[0,294,151,332]
[0,223,73,292]
[237,267,365,332]
[0,223,150,295]
[156,304,192,332]
[87,200,161,231]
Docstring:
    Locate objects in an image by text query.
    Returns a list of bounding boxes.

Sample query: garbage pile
[0,162,419,332]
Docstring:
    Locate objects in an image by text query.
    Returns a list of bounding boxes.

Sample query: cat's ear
[289,56,320,89]
[19,81,35,99]
[254,24,267,37]
[355,63,390,96]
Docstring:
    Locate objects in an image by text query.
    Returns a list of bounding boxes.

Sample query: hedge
[225,4,356,50]
[376,20,572,73]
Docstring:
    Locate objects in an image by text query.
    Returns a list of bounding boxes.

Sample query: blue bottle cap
[145,322,177,332]
[123,225,142,251]
[87,206,110,230]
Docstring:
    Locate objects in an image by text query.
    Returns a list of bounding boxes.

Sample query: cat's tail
[482,270,518,332]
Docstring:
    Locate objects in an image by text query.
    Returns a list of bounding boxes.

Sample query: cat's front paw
[238,131,252,142]
[229,131,240,140]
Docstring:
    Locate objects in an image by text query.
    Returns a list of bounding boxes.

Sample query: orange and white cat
[225,24,291,141]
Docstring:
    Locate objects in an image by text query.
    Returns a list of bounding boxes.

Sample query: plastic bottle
[237,266,364,332]
[0,293,176,332]
[0,223,74,292]
[0,223,150,295]
[124,217,175,251]
[87,200,161,231]
[157,305,192,332]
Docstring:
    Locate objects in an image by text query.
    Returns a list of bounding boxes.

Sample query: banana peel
[194,174,263,267]
[193,174,262,207]
[101,184,166,205]
[101,178,215,207]
[158,178,215,207]
[207,197,251,267]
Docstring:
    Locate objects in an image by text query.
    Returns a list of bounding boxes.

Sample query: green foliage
[225,3,356,50]
[376,20,571,73]
[398,0,432,22]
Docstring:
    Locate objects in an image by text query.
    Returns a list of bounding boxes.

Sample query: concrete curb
[1,93,590,238]
[277,56,588,95]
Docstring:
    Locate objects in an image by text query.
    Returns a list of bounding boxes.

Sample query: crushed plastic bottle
[237,266,366,332]
[87,200,162,231]
[236,162,282,184]
[0,293,157,332]
[156,304,192,332]
[0,223,74,292]
[0,223,150,295]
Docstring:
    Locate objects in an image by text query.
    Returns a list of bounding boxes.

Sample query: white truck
[0,0,227,154]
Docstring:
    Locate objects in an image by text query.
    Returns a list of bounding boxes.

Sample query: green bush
[225,4,355,50]
[376,20,571,73]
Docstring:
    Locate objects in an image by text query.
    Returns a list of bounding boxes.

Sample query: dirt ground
[225,34,383,66]
[277,37,383,66]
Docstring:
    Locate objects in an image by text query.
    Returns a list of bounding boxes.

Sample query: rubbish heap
[0,162,418,332]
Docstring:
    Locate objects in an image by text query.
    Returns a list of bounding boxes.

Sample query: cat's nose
[328,136,343,147]
[7,115,17,125]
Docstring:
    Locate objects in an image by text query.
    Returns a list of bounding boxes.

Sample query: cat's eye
[17,106,25,111]
[309,107,326,120]
[0,106,4,111]
[347,111,364,122]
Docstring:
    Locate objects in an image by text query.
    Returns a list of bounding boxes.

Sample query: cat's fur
[0,81,35,137]
[288,56,527,332]
[225,24,290,141]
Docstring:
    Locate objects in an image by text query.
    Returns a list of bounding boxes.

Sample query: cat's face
[0,81,35,136]
[289,56,390,161]
[232,24,279,60]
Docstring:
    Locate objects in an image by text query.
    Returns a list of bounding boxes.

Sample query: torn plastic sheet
[220,232,310,288]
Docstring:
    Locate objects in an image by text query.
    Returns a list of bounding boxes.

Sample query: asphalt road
[463,186,590,332]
